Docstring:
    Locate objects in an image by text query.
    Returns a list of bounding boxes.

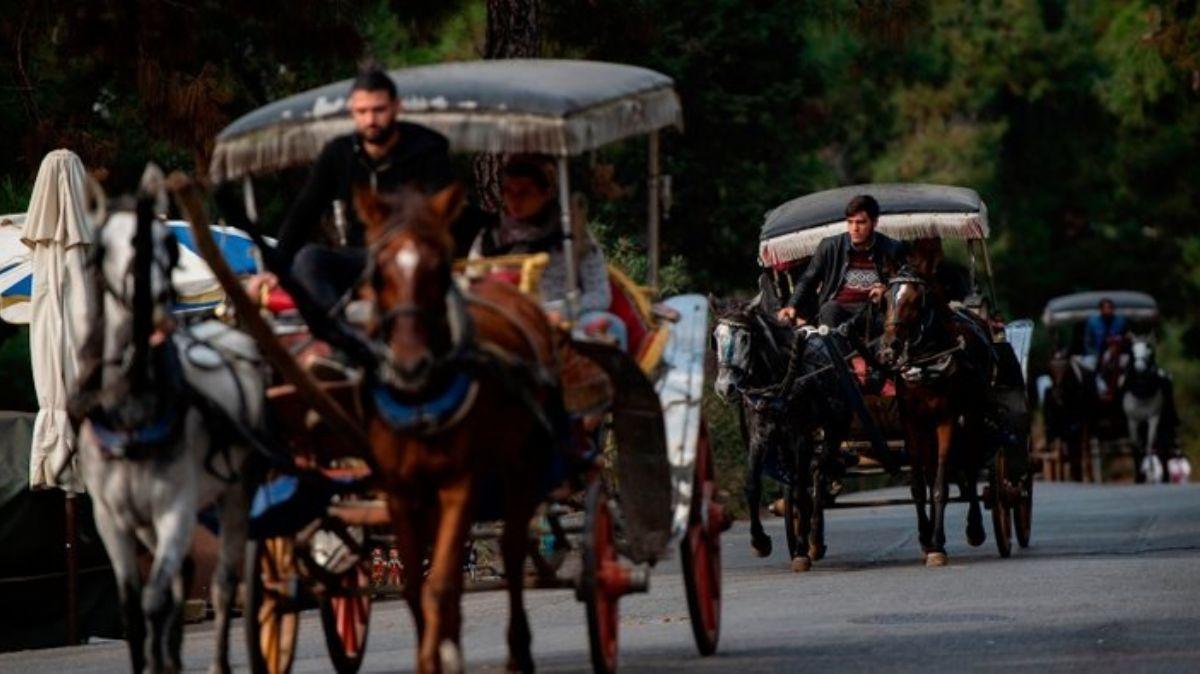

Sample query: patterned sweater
[834,246,880,304]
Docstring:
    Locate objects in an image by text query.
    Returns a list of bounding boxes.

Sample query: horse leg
[1146,414,1163,483]
[907,427,934,556]
[208,482,248,674]
[1128,416,1147,484]
[808,447,826,562]
[926,422,953,567]
[144,501,194,674]
[93,498,148,673]
[791,475,814,573]
[745,440,772,557]
[388,495,428,647]
[419,476,472,674]
[962,470,986,547]
[501,492,538,673]
[1068,432,1083,482]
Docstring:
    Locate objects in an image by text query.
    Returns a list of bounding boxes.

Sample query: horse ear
[427,183,465,226]
[354,188,391,243]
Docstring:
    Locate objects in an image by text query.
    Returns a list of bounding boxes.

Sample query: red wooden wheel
[319,563,372,673]
[582,481,621,674]
[681,420,721,656]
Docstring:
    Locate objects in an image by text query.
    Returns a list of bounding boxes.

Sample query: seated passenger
[474,156,627,350]
[1077,297,1130,397]
[1083,298,1129,358]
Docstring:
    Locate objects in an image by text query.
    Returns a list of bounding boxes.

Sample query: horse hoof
[925,552,948,567]
[751,535,773,558]
[808,543,826,562]
[440,640,464,674]
[966,526,987,547]
[791,556,812,573]
[505,656,534,674]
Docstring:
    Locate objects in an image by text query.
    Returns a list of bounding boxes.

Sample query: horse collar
[89,403,185,461]
[372,373,480,435]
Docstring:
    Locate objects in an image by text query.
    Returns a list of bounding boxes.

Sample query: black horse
[1043,349,1090,481]
[712,296,854,572]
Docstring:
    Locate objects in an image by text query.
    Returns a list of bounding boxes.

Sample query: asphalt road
[5,482,1200,673]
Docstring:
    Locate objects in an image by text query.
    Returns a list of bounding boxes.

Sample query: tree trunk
[474,0,540,213]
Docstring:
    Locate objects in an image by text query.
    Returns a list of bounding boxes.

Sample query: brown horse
[356,185,562,673]
[878,265,993,566]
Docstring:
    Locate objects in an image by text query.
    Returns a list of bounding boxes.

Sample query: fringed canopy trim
[759,211,989,269]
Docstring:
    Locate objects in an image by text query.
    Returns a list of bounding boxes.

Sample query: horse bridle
[883,276,940,361]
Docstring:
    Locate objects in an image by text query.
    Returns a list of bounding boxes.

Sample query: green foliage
[0,329,37,413]
[0,178,30,215]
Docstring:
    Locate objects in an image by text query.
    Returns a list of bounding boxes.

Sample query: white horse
[76,204,267,673]
[1123,336,1167,483]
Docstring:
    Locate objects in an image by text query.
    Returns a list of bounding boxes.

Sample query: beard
[361,123,395,145]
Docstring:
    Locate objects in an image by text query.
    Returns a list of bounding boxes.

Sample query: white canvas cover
[22,150,96,492]
[0,213,31,323]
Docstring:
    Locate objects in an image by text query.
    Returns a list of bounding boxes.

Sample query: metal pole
[242,175,259,224]
[556,156,580,321]
[980,239,999,316]
[647,131,661,289]
[65,491,79,645]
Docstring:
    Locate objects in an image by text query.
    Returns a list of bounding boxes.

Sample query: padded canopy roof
[210,59,682,182]
[758,183,988,268]
[1042,290,1159,327]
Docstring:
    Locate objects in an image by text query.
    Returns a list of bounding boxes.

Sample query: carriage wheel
[582,481,620,673]
[245,537,300,674]
[989,453,1013,559]
[318,563,372,673]
[681,421,721,657]
[1014,470,1033,549]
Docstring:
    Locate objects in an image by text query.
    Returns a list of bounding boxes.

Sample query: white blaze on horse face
[713,321,751,400]
[394,244,421,279]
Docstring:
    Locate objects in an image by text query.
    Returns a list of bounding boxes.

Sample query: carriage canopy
[210,59,683,183]
[758,183,988,268]
[1041,290,1159,327]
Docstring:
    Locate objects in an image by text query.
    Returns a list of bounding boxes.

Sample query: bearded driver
[253,66,476,317]
[776,194,908,329]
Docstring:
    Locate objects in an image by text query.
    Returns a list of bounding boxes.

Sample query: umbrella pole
[65,491,79,645]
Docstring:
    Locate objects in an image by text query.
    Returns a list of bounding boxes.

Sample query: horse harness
[884,275,977,384]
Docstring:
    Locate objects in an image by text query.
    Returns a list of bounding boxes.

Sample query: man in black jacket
[255,67,475,315]
[776,194,908,328]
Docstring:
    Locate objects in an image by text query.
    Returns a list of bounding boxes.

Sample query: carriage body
[204,58,721,672]
[753,182,1035,558]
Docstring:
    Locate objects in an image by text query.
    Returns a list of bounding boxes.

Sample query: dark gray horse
[712,297,854,572]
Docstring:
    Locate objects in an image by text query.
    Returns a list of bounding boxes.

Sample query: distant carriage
[722,183,1034,566]
[1040,290,1165,482]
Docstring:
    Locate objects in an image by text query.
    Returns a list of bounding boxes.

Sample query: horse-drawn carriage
[191,59,722,673]
[716,183,1034,571]
[1039,290,1173,483]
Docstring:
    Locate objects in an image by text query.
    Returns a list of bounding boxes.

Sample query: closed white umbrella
[22,150,97,492]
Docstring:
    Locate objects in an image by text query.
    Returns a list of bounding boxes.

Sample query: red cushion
[265,288,296,313]
[607,278,649,354]
[486,269,523,286]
